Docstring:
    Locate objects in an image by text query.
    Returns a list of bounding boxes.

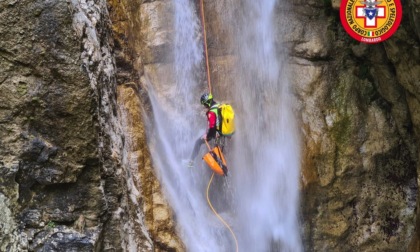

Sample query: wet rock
[331,0,341,10]
[109,0,184,250]
[0,193,18,251]
[18,138,65,185]
[140,0,174,64]
[0,0,158,250]
[351,43,368,58]
[20,209,42,228]
[30,226,98,252]
[288,1,419,251]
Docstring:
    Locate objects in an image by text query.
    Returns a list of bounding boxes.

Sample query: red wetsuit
[206,108,218,140]
[190,102,219,161]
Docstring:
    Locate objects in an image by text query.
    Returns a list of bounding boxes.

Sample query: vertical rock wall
[0,0,172,250]
[0,0,105,250]
[69,0,156,250]
[107,0,184,251]
[284,1,420,251]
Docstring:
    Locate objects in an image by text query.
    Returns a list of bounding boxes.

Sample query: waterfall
[145,0,302,251]
[228,0,303,250]
[146,0,222,250]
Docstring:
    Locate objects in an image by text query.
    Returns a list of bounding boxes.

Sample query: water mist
[228,0,303,250]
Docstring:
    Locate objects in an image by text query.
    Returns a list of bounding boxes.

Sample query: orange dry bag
[202,146,228,176]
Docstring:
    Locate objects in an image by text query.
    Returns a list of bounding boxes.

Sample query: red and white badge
[340,0,402,43]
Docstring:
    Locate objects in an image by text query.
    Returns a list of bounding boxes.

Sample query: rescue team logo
[340,0,402,43]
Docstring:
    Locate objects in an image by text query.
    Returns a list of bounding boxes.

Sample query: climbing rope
[206,173,239,252]
[199,0,212,93]
[200,1,238,250]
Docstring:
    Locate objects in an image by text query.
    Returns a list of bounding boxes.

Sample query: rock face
[0,0,181,251]
[285,1,420,251]
[0,0,105,250]
[107,0,184,250]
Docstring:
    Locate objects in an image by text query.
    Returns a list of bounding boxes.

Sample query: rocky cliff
[1,0,420,251]
[0,0,181,251]
[290,1,420,251]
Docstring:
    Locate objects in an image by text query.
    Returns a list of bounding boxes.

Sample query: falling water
[228,0,303,251]
[145,0,226,251]
[146,0,302,251]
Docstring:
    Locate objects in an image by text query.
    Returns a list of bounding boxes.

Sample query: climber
[188,93,220,168]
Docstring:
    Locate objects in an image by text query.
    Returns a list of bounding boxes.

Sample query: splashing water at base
[145,0,302,251]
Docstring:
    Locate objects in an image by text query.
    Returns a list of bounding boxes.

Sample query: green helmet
[200,93,213,106]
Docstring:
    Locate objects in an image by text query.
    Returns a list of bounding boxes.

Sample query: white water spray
[145,0,227,251]
[228,1,302,251]
[145,0,302,251]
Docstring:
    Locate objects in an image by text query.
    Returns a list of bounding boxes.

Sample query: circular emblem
[340,0,402,43]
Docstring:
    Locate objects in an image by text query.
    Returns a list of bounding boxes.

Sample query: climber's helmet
[200,93,213,107]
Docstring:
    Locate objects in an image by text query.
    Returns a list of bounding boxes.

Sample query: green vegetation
[47,221,56,228]
[330,114,352,146]
[329,73,355,147]
[17,82,27,96]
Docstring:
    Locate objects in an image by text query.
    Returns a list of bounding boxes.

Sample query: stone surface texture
[0,0,178,251]
[287,1,420,251]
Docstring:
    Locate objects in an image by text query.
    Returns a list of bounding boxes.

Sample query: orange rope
[199,0,212,93]
[200,4,238,251]
[204,138,238,250]
[206,173,239,252]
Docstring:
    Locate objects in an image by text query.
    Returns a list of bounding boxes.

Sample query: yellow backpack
[218,104,235,136]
